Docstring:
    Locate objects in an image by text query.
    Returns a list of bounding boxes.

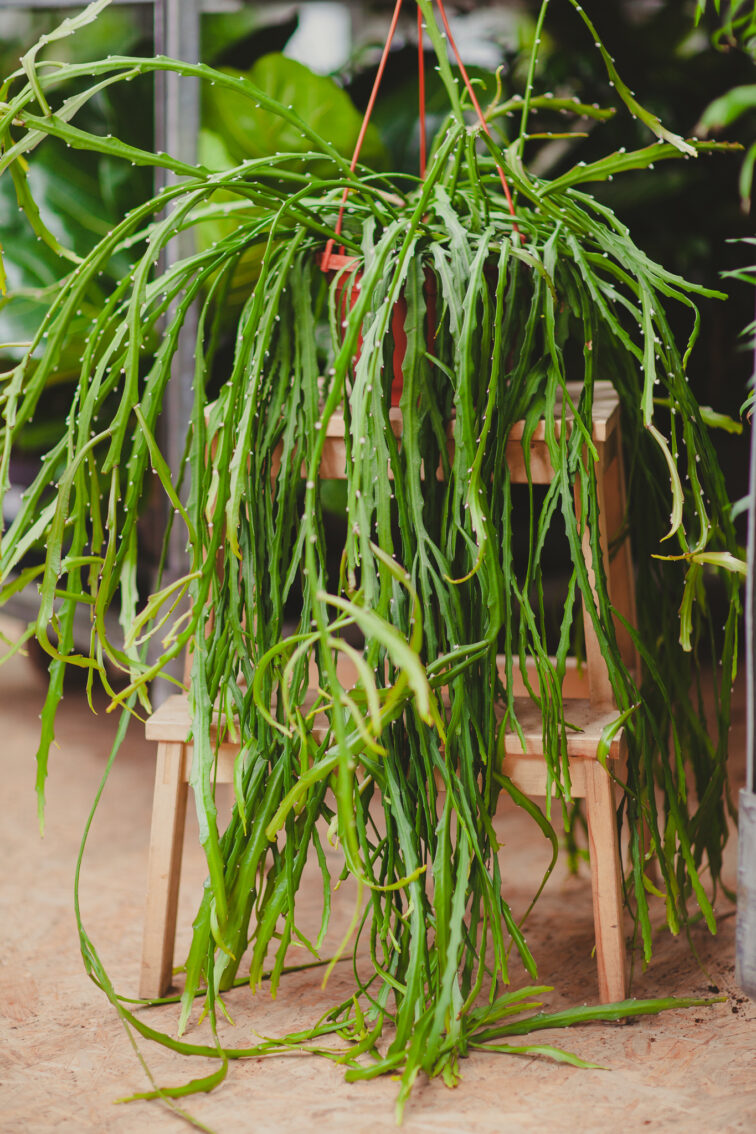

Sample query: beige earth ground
[0,613,754,1134]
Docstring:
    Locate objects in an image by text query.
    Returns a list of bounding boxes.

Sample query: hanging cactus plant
[0,0,743,1121]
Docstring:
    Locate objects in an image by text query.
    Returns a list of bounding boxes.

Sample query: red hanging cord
[322,0,405,268]
[417,6,427,178]
[434,0,522,244]
[322,0,522,269]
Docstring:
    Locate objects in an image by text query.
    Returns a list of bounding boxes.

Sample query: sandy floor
[0,614,754,1134]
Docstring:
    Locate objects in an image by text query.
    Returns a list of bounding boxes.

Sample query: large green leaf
[202,53,387,171]
[193,129,266,308]
[698,84,756,131]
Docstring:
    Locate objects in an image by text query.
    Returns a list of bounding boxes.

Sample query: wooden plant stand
[140,381,636,1005]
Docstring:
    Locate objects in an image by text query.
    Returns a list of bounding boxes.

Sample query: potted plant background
[0,0,745,1119]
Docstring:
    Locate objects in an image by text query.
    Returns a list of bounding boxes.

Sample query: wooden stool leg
[598,424,638,678]
[140,741,189,999]
[577,427,639,704]
[583,760,628,1002]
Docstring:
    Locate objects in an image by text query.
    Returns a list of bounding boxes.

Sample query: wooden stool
[140,381,635,1004]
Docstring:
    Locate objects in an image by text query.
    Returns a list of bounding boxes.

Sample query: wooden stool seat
[140,381,634,1006]
[141,691,627,1002]
[145,690,625,777]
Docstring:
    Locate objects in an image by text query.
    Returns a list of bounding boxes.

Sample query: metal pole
[151,0,203,699]
[736,296,756,998]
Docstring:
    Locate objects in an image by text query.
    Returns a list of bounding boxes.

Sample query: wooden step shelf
[141,380,634,1009]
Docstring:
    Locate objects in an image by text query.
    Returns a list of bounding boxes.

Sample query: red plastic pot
[321,249,436,408]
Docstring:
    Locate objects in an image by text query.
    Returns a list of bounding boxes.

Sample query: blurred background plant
[694,0,756,421]
[0,4,154,455]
